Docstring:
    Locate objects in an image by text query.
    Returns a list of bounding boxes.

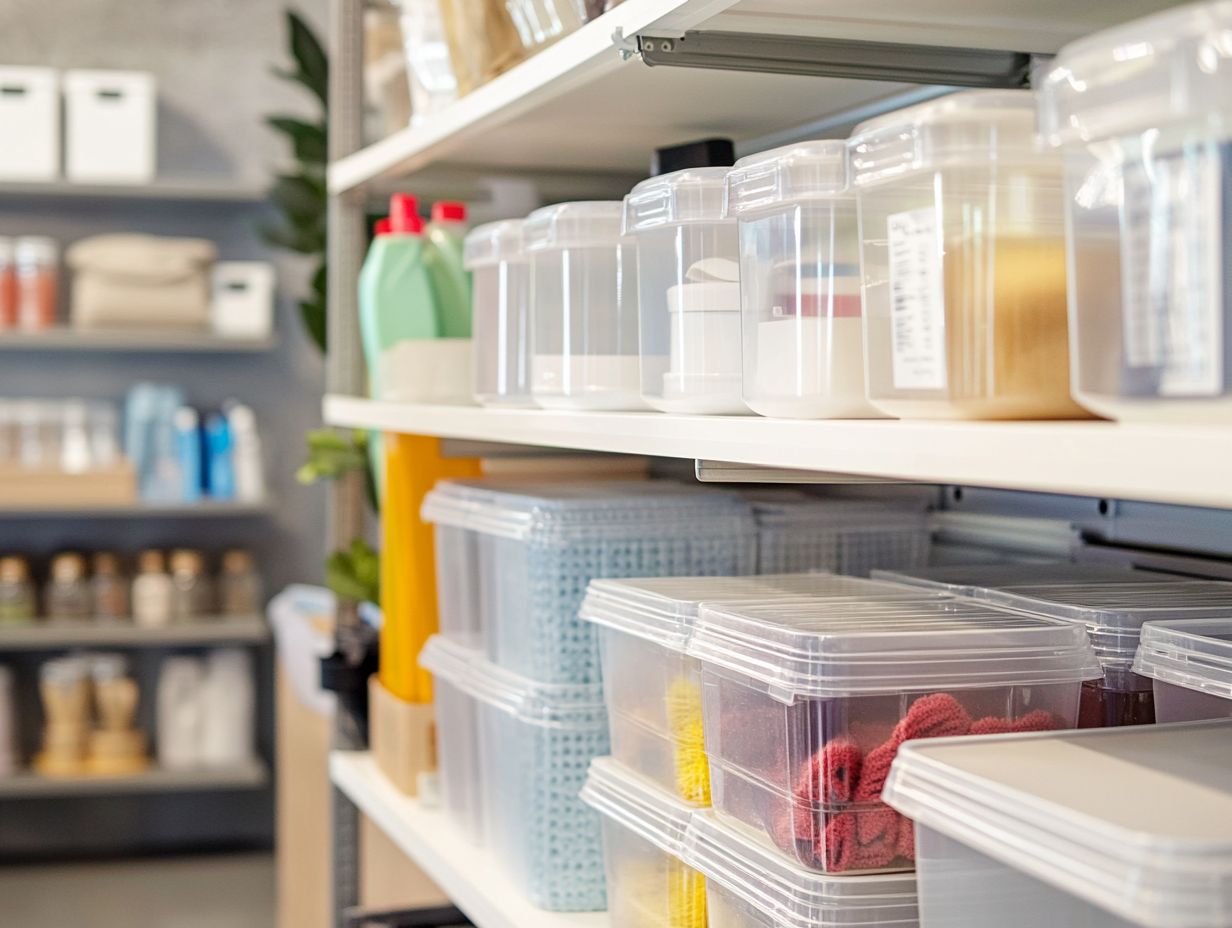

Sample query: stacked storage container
[1134,618,1232,722]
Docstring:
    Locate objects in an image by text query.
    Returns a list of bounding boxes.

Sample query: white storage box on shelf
[688,597,1101,874]
[0,67,59,181]
[581,756,707,928]
[883,720,1232,928]
[876,563,1232,727]
[526,201,644,410]
[466,219,534,407]
[684,810,919,928]
[418,635,486,845]
[63,70,156,183]
[580,572,949,805]
[210,262,275,339]
[726,141,880,419]
[421,478,758,684]
[1039,2,1232,422]
[625,167,746,414]
[850,90,1085,420]
[1134,618,1232,722]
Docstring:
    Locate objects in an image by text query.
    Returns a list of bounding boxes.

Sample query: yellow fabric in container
[379,433,481,702]
[666,677,710,805]
[622,855,707,928]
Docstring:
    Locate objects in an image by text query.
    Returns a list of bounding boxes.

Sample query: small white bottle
[227,403,265,503]
[156,656,204,770]
[131,549,173,628]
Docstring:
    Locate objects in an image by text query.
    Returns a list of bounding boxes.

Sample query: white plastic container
[210,262,275,339]
[884,720,1232,928]
[1134,618,1232,723]
[526,202,643,410]
[0,67,59,181]
[466,219,533,407]
[1038,3,1232,423]
[419,635,486,845]
[625,167,746,414]
[379,339,474,403]
[726,142,879,419]
[850,90,1085,420]
[506,0,584,55]
[581,756,707,928]
[684,810,919,928]
[63,70,156,184]
[688,597,1100,873]
[421,478,758,683]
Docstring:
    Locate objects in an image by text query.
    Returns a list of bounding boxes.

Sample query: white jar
[727,141,882,419]
[526,201,644,410]
[625,167,746,414]
[465,219,534,407]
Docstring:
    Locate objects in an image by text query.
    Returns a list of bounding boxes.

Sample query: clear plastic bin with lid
[526,201,643,410]
[726,141,881,419]
[1133,617,1232,723]
[625,167,746,414]
[687,596,1101,874]
[850,89,1088,419]
[465,219,533,407]
[1038,1,1232,422]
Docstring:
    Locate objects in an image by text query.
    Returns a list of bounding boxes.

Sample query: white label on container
[887,207,947,391]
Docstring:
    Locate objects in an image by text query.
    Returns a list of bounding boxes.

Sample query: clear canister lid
[1039,1,1232,147]
[581,756,694,860]
[1133,617,1232,701]
[522,200,623,251]
[463,219,525,269]
[623,166,732,234]
[849,89,1050,187]
[870,562,1171,597]
[724,141,849,218]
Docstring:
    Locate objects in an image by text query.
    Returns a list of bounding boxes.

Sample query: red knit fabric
[969,709,1056,736]
[894,693,974,743]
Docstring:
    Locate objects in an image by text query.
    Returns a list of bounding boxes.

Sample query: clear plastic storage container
[850,90,1086,420]
[526,201,643,409]
[683,810,919,928]
[466,219,534,407]
[469,649,609,911]
[726,142,880,419]
[418,635,486,845]
[625,167,746,414]
[884,720,1232,928]
[688,598,1100,873]
[1038,3,1232,423]
[581,756,707,928]
[422,479,758,683]
[1134,618,1232,723]
[506,0,584,55]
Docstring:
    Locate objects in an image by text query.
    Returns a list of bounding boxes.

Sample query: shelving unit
[0,499,274,518]
[0,615,267,651]
[0,178,268,203]
[0,329,277,353]
[0,759,268,798]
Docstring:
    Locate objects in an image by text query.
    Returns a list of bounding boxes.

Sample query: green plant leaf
[281,9,329,107]
[270,173,325,223]
[266,115,327,165]
[256,218,324,256]
[298,428,369,485]
[299,294,327,353]
[325,537,379,604]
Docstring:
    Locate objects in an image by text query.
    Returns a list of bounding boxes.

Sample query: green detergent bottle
[425,201,472,338]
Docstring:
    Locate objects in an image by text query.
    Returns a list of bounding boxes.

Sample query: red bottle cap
[373,217,392,236]
[389,194,424,234]
[432,201,467,224]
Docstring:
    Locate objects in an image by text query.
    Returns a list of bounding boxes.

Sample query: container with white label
[851,90,1088,420]
[1038,2,1232,422]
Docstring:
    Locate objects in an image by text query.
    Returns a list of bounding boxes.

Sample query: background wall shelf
[0,615,268,651]
[0,178,268,204]
[0,499,275,518]
[0,330,278,353]
[0,760,269,798]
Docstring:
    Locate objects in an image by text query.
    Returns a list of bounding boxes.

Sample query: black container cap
[651,138,736,176]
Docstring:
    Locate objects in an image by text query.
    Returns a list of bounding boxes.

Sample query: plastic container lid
[683,811,919,928]
[1038,2,1232,148]
[580,572,948,654]
[420,634,607,729]
[580,756,694,859]
[463,219,525,269]
[870,562,1171,597]
[1133,618,1232,702]
[883,720,1232,928]
[748,494,929,529]
[523,201,623,251]
[724,141,849,218]
[688,598,1102,702]
[849,89,1049,187]
[623,166,732,234]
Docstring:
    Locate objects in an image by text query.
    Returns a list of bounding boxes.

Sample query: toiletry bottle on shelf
[170,549,214,620]
[0,556,35,624]
[226,403,265,503]
[45,552,92,620]
[204,411,235,501]
[156,656,203,769]
[91,552,129,621]
[132,549,173,628]
[426,201,472,338]
[173,406,203,503]
[219,549,262,615]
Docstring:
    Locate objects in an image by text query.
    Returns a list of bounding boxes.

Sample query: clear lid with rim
[883,720,1232,928]
[849,89,1053,188]
[870,562,1174,597]
[580,756,694,860]
[463,219,525,269]
[522,201,623,252]
[580,573,949,654]
[1038,2,1232,149]
[747,493,929,529]
[1133,618,1232,701]
[419,634,607,729]
[688,598,1102,702]
[623,167,732,235]
[724,141,850,219]
[683,811,919,928]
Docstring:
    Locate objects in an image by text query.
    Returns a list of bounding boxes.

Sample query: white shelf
[330,752,609,928]
[0,499,274,519]
[0,329,277,354]
[0,760,268,798]
[0,615,268,651]
[329,0,1178,191]
[0,178,267,203]
[324,395,1232,509]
